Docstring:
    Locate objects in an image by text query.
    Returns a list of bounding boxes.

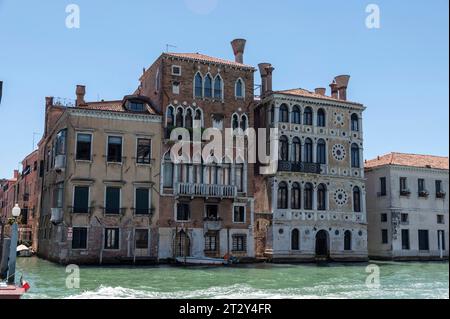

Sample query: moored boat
[175,257,227,266]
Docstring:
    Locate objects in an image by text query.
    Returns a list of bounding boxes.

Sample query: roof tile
[365,153,449,170]
[164,52,255,69]
[275,88,362,106]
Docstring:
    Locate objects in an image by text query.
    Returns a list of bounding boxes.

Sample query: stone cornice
[271,94,366,111]
[68,108,162,123]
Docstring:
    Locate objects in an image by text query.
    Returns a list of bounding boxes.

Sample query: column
[271,179,278,213]
[287,183,292,209]
[274,104,280,128]
[361,189,367,223]
[173,164,179,191]
[243,163,248,194]
[312,185,318,211]
[312,140,317,163]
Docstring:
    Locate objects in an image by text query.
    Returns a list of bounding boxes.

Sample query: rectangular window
[107,136,123,163]
[381,213,388,223]
[56,129,67,156]
[382,229,389,244]
[105,228,120,250]
[172,82,180,95]
[73,186,89,214]
[418,179,427,197]
[401,229,410,250]
[437,215,445,224]
[418,230,429,251]
[76,133,92,161]
[232,235,247,252]
[135,229,149,249]
[135,188,150,215]
[438,230,446,251]
[128,102,145,112]
[436,180,442,193]
[401,213,409,224]
[400,177,407,191]
[177,203,190,221]
[235,165,243,192]
[204,232,218,252]
[233,206,246,223]
[105,187,121,215]
[72,228,88,249]
[136,138,151,164]
[172,65,181,76]
[53,183,64,209]
[379,177,387,196]
[205,205,218,220]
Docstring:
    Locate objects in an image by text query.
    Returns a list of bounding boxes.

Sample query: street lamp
[7,204,21,285]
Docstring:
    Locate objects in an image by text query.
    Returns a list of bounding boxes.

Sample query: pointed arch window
[235,79,244,98]
[232,114,239,130]
[185,109,193,129]
[204,74,213,98]
[279,104,289,123]
[176,108,184,127]
[317,139,326,164]
[317,108,326,127]
[292,105,301,124]
[194,73,203,98]
[241,114,248,131]
[292,137,301,162]
[304,107,313,125]
[304,138,313,163]
[167,106,175,126]
[280,135,289,161]
[292,229,300,251]
[351,143,360,168]
[214,76,223,99]
[292,182,301,210]
[351,114,359,131]
[304,183,313,210]
[317,184,327,211]
[278,182,288,209]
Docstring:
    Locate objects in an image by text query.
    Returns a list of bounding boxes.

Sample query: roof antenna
[166,44,177,53]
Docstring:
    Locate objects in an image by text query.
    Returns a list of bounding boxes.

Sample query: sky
[0,0,448,178]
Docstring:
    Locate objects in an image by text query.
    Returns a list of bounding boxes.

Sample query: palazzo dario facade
[138,39,256,261]
[254,72,368,262]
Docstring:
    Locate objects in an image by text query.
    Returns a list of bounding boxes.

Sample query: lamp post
[7,204,21,285]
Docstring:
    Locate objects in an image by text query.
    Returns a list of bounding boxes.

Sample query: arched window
[278,182,288,209]
[279,104,289,123]
[292,137,301,162]
[317,109,326,127]
[353,186,361,213]
[279,136,289,161]
[304,138,313,163]
[194,73,203,98]
[291,182,301,209]
[304,183,313,210]
[214,75,222,99]
[185,109,193,129]
[304,107,313,125]
[317,139,326,164]
[292,105,301,124]
[163,152,174,188]
[351,143,360,168]
[204,74,212,98]
[232,114,239,130]
[291,229,300,251]
[240,114,248,131]
[176,108,184,127]
[235,79,244,98]
[167,106,174,126]
[351,114,359,131]
[317,184,327,211]
[344,230,352,251]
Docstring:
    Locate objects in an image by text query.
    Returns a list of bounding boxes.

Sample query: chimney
[315,88,326,96]
[45,96,54,108]
[334,75,350,101]
[231,39,246,64]
[76,85,86,106]
[13,170,19,180]
[258,63,274,97]
[330,82,339,99]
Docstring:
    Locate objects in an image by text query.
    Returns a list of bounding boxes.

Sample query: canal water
[16,257,448,299]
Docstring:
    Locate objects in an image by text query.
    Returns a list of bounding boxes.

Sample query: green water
[15,257,449,299]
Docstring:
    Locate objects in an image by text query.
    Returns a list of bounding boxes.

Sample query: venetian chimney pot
[330,82,339,99]
[334,75,350,101]
[231,39,246,64]
[258,63,274,96]
[315,88,326,96]
[76,85,86,106]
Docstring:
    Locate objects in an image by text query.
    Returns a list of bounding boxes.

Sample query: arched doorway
[175,230,191,257]
[315,230,329,257]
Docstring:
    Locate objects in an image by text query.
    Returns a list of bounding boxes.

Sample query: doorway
[315,230,330,257]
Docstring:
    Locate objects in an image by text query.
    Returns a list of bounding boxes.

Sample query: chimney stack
[76,85,86,106]
[13,170,19,180]
[258,63,274,97]
[231,39,247,64]
[315,88,326,96]
[330,82,339,99]
[334,75,350,101]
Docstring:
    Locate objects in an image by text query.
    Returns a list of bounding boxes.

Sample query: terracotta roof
[163,52,255,69]
[365,153,449,170]
[77,100,157,115]
[274,88,363,106]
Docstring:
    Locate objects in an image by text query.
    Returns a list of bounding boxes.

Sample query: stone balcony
[176,183,237,199]
[273,210,366,224]
[278,161,322,174]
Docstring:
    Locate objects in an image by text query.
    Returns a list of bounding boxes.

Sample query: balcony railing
[418,190,430,198]
[176,183,237,198]
[436,191,446,199]
[278,161,321,174]
[400,189,411,196]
